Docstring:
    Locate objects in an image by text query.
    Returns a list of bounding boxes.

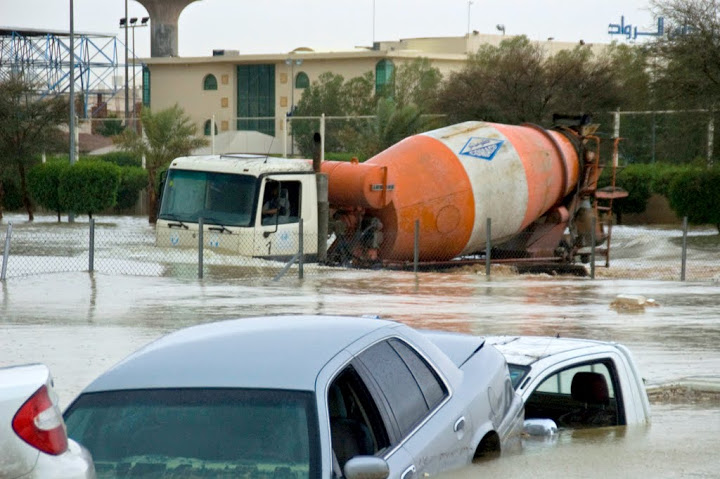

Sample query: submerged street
[2,267,719,477]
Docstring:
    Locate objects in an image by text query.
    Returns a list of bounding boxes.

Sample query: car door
[353,338,470,476]
[325,361,415,479]
[254,177,302,258]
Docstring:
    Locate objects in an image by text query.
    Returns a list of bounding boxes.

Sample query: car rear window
[64,388,320,479]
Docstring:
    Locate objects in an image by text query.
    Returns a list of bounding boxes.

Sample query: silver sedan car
[64,315,524,479]
[1,363,95,479]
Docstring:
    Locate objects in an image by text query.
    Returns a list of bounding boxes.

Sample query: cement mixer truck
[155,118,624,267]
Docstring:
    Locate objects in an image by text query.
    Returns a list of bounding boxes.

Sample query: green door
[237,64,275,136]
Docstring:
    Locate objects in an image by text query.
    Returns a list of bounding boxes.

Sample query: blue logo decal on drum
[459,137,504,161]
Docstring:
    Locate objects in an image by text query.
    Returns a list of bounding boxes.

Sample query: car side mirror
[344,456,389,479]
[523,418,558,436]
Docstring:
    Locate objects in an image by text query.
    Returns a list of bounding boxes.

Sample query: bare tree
[0,77,67,220]
[650,0,720,106]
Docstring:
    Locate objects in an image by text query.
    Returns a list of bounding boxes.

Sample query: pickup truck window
[159,169,257,227]
[525,361,623,428]
[357,339,445,438]
[508,363,530,389]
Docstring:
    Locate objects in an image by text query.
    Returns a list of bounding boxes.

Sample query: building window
[295,72,310,89]
[204,119,218,136]
[142,65,150,107]
[237,64,275,136]
[203,74,218,91]
[375,59,394,96]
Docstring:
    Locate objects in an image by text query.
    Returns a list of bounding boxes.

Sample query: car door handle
[454,416,466,432]
[401,465,416,479]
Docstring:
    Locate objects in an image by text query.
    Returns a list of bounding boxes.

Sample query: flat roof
[142,49,465,65]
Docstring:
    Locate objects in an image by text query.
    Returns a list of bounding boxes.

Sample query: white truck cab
[156,155,319,259]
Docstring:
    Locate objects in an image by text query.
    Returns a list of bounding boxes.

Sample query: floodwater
[1,215,720,477]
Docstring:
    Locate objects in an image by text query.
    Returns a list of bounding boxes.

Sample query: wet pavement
[2,215,720,477]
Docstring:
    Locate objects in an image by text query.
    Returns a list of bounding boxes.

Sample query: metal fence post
[89,218,95,272]
[590,216,596,279]
[198,217,204,279]
[651,112,657,163]
[413,219,419,274]
[1,223,12,281]
[485,218,492,277]
[681,216,688,281]
[708,114,715,168]
[298,218,304,280]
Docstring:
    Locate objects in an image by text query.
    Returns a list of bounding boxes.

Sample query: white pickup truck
[485,336,651,431]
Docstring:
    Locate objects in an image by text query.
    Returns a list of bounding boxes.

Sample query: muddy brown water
[1,215,720,476]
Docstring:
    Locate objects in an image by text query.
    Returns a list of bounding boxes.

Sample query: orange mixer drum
[355,121,582,261]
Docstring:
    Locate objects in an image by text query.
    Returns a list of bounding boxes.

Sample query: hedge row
[599,163,719,230]
[27,159,147,220]
[46,151,142,168]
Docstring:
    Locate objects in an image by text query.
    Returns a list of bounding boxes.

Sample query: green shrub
[27,161,71,221]
[667,167,720,231]
[115,166,147,211]
[607,164,653,220]
[59,161,121,219]
[649,164,700,198]
[95,151,141,167]
[95,113,125,137]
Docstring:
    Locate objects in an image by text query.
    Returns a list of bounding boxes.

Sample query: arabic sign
[608,15,692,40]
[459,137,504,161]
[608,15,664,40]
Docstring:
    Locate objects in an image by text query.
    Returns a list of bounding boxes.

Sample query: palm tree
[354,98,440,159]
[115,105,206,223]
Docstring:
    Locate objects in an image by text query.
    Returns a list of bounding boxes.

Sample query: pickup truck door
[522,353,628,427]
[254,177,302,258]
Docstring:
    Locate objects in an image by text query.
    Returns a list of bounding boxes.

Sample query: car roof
[485,335,618,367]
[83,316,399,393]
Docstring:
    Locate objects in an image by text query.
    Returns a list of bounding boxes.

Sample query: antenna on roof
[264,134,276,164]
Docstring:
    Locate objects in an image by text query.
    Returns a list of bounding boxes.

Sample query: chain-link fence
[591,109,717,167]
[1,214,718,282]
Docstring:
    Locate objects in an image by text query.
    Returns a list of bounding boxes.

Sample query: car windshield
[508,363,530,389]
[158,169,258,227]
[64,388,320,479]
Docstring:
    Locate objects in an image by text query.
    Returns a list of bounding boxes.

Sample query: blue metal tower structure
[0,27,129,117]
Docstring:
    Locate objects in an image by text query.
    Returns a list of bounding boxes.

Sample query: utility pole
[69,0,76,223]
[124,0,129,125]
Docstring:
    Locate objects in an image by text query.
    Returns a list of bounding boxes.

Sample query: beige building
[142,34,603,154]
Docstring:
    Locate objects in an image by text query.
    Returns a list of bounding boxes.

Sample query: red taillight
[11,384,68,455]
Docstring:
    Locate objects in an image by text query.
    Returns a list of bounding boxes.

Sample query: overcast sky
[2,0,659,58]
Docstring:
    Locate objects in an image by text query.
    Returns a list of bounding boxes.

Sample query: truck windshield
[64,388,320,479]
[159,169,257,227]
